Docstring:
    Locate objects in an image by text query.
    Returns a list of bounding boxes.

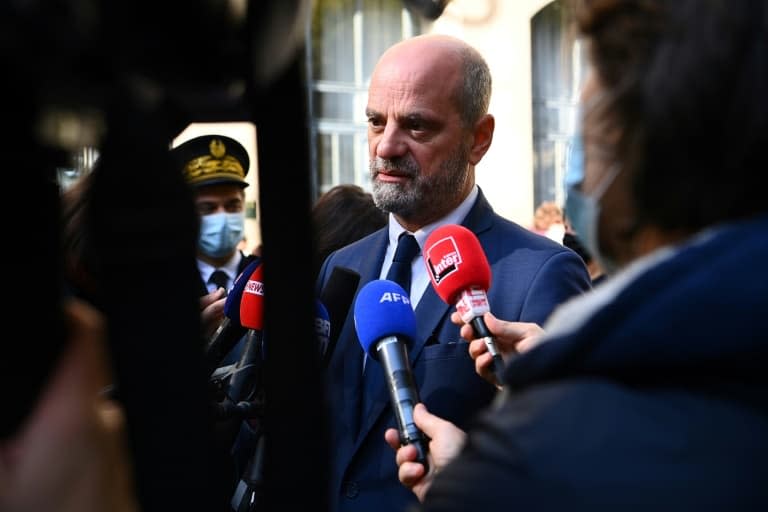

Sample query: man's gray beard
[370,144,470,221]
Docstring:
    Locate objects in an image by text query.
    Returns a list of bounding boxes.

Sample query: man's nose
[374,124,407,160]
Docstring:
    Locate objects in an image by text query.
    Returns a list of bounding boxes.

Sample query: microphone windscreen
[319,266,360,366]
[354,279,417,358]
[423,224,491,305]
[314,299,331,356]
[223,258,261,323]
[240,264,265,330]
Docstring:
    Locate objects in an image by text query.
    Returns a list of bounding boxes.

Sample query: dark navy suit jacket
[315,188,592,512]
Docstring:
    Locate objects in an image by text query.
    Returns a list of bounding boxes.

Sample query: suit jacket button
[343,481,359,498]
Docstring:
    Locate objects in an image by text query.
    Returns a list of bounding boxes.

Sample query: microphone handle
[469,316,506,387]
[228,329,264,403]
[206,317,247,375]
[376,336,430,473]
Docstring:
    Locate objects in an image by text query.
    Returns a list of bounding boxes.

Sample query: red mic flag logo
[424,224,492,305]
[243,265,264,297]
[425,235,463,284]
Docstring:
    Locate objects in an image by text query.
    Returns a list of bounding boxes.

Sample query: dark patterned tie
[385,233,420,295]
[208,269,229,296]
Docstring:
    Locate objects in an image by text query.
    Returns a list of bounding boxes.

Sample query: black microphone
[229,265,267,512]
[205,258,261,376]
[319,266,361,368]
[354,279,429,471]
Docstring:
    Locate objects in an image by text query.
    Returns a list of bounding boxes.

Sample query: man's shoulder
[329,228,386,259]
[482,213,571,254]
[480,214,592,296]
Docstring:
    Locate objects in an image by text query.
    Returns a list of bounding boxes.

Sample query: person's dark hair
[312,184,387,277]
[456,45,492,129]
[576,0,768,233]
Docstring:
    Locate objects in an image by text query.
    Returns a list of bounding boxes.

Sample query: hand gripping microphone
[354,279,429,471]
[423,224,506,386]
[206,258,261,375]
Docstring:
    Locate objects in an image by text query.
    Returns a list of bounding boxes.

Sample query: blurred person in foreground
[0,297,139,512]
[386,0,768,509]
[562,112,607,285]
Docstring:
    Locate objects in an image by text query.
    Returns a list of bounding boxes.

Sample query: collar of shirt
[198,252,243,294]
[381,185,479,308]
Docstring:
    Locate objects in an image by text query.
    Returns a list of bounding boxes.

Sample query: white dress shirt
[379,185,479,309]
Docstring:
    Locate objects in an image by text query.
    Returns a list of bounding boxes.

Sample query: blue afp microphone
[354,279,429,471]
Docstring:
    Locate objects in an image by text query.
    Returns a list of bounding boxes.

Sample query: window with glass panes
[307,0,423,198]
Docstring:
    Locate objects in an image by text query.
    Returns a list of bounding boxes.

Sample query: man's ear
[468,114,494,165]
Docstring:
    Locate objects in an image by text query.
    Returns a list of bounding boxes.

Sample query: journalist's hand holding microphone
[200,288,227,339]
[384,314,545,502]
[450,311,545,388]
[383,403,466,503]
[386,228,547,502]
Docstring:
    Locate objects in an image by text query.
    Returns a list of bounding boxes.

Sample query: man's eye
[406,117,428,132]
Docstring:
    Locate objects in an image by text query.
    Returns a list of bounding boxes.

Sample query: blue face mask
[564,130,621,275]
[198,212,244,258]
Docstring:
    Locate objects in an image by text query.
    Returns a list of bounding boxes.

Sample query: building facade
[308,0,585,225]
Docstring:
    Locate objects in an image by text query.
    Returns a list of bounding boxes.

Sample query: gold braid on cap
[183,138,246,185]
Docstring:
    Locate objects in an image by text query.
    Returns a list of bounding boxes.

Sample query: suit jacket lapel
[411,286,449,360]
[461,187,494,235]
[410,187,495,364]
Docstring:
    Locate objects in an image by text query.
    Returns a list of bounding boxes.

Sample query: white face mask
[198,212,244,258]
[564,129,622,274]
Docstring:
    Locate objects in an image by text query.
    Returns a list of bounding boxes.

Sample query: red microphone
[240,264,265,331]
[230,263,265,404]
[423,224,506,386]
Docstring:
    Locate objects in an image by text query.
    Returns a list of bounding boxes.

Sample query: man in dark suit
[315,34,592,512]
